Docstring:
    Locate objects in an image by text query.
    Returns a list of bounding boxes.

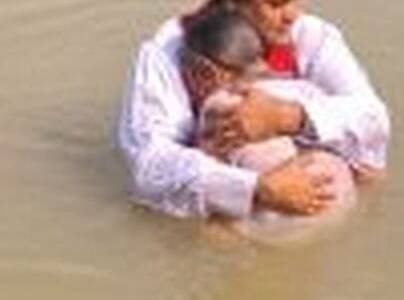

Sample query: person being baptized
[179,7,358,242]
[180,6,326,181]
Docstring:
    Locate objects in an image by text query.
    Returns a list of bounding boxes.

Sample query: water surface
[0,0,403,299]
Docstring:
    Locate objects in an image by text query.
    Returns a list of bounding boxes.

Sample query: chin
[265,31,289,44]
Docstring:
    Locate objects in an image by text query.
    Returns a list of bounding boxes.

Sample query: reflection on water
[0,0,403,299]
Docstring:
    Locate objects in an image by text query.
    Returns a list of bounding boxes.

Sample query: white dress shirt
[116,14,390,218]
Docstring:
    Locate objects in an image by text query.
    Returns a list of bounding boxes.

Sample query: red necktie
[263,43,298,77]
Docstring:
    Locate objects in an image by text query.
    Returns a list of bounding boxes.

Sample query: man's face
[242,0,304,42]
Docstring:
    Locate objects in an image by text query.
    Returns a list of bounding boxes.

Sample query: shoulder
[292,14,343,41]
[292,14,348,75]
[134,17,185,74]
[150,17,185,60]
[153,17,184,43]
[130,18,190,104]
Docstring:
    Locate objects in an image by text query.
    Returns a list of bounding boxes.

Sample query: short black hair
[185,7,263,72]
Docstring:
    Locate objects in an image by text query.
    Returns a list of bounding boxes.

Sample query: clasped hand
[199,86,336,215]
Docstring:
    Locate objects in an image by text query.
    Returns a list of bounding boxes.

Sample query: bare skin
[198,0,337,215]
[255,152,335,215]
[198,86,335,215]
[188,0,382,215]
[235,86,305,139]
[236,0,304,44]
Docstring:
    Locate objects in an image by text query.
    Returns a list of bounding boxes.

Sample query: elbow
[370,98,391,144]
[353,164,387,186]
[359,92,391,145]
[352,97,391,181]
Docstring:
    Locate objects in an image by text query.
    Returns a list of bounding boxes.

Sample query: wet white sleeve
[299,23,390,170]
[117,42,257,218]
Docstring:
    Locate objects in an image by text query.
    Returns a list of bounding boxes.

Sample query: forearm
[297,21,390,170]
[121,139,257,218]
[297,91,390,171]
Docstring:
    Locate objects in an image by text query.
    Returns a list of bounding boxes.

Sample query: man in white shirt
[116,0,390,219]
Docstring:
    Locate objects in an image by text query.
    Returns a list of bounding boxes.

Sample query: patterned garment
[264,42,299,78]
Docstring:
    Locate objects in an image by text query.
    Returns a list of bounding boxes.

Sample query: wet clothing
[116,14,390,218]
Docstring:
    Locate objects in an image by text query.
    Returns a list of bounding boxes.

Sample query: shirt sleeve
[298,21,390,170]
[117,42,257,218]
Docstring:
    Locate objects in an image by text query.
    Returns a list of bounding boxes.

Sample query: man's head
[185,7,265,75]
[181,7,269,107]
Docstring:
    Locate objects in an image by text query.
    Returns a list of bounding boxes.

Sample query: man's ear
[226,78,256,97]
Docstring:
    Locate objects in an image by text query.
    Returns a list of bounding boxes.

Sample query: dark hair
[184,7,263,72]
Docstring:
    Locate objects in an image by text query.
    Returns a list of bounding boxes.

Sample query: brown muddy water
[0,0,402,299]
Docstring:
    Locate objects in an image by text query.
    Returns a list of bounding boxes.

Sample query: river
[0,0,402,299]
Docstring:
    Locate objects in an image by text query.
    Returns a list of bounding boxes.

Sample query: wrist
[279,102,305,134]
[253,171,274,206]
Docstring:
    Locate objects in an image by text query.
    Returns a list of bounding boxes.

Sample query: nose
[277,2,301,28]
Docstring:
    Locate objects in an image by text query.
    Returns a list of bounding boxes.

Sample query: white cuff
[203,164,258,218]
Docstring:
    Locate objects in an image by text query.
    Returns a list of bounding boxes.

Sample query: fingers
[309,170,337,202]
[228,81,250,95]
[298,179,336,215]
[222,129,239,139]
[298,155,337,194]
[283,185,335,215]
[221,114,241,128]
[314,191,335,202]
[207,106,241,129]
[203,115,239,137]
[303,202,327,215]
[279,197,328,216]
[258,159,339,216]
[299,183,336,215]
[315,180,337,197]
[204,103,239,123]
[298,196,331,215]
[310,172,334,186]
